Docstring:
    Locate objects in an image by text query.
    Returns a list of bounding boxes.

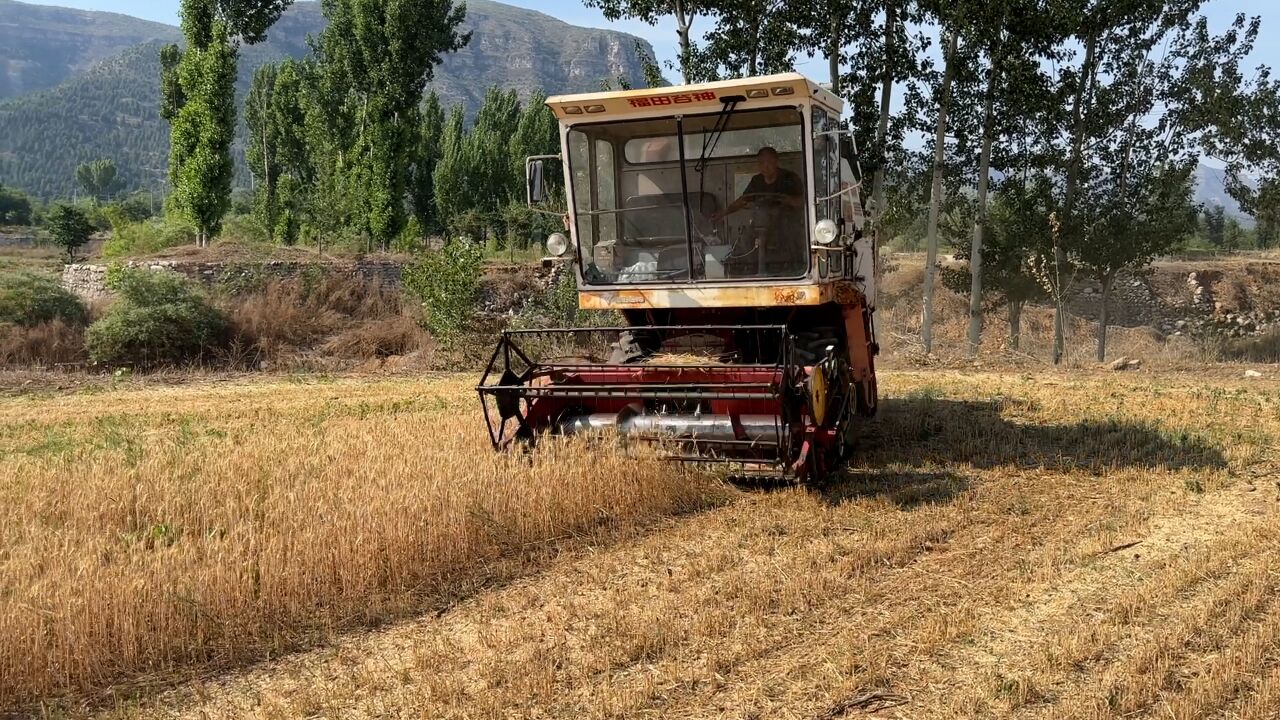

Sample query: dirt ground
[23,368,1266,720]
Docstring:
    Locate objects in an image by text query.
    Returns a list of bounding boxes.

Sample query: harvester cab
[478,73,879,482]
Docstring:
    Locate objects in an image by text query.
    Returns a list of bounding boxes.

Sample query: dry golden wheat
[0,376,726,712]
[17,369,1263,720]
[4,370,1279,719]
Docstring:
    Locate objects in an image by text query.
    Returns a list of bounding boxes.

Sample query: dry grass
[0,318,86,366]
[46,368,1275,720]
[223,276,406,364]
[0,377,726,714]
[137,241,406,265]
[876,276,1218,370]
[320,316,429,359]
[1221,327,1280,364]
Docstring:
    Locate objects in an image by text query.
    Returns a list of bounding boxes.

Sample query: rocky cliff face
[0,0,657,198]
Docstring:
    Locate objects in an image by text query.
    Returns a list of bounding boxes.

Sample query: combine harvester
[478,73,879,483]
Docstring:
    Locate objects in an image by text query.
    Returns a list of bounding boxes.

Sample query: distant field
[2,370,1278,718]
[0,245,62,274]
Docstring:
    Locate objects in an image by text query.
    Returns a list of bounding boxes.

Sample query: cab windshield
[567,107,809,285]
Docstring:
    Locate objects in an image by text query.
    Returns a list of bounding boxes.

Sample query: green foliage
[0,272,88,327]
[499,201,559,250]
[0,4,657,202]
[1073,154,1198,284]
[101,216,197,258]
[108,192,160,224]
[165,19,239,245]
[218,213,272,244]
[432,88,561,241]
[310,0,469,251]
[245,59,309,245]
[43,203,95,261]
[432,105,471,226]
[409,92,447,234]
[1203,205,1227,248]
[85,266,228,366]
[75,158,125,202]
[401,240,483,339]
[393,216,427,254]
[164,0,293,246]
[514,267,580,328]
[446,208,493,244]
[0,185,34,225]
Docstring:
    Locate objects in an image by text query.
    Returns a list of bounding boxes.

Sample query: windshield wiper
[695,95,745,174]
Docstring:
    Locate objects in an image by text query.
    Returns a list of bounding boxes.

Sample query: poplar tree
[161,0,292,247]
[311,0,469,251]
[246,59,309,244]
[409,92,447,234]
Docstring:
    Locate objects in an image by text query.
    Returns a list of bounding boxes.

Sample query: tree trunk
[1056,31,1097,365]
[1096,272,1113,362]
[967,60,999,358]
[1008,299,1023,351]
[921,30,958,356]
[870,0,896,224]
[828,14,841,93]
[674,1,693,84]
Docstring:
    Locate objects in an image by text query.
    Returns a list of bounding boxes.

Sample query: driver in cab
[710,146,804,222]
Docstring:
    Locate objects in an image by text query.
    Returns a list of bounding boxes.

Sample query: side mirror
[527,158,546,205]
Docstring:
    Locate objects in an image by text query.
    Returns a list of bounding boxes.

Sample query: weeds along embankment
[0,376,727,711]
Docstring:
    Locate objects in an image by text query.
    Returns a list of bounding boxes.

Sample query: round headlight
[546,232,570,257]
[814,219,839,245]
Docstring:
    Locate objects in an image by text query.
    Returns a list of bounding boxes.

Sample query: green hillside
[0,0,179,99]
[0,0,656,199]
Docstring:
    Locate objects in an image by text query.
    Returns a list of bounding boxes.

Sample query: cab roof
[545,72,843,123]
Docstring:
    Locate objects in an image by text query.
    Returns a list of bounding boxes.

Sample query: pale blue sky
[40,0,1280,79]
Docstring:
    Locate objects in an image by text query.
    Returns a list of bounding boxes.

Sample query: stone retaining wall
[61,259,404,301]
[1066,270,1174,331]
[1065,267,1278,338]
[0,230,38,248]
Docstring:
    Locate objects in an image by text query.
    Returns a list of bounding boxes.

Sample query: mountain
[1195,162,1254,225]
[0,0,179,99]
[0,0,655,199]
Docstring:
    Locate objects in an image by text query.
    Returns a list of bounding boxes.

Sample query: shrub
[85,267,227,367]
[393,217,427,254]
[219,213,271,245]
[222,275,404,363]
[511,265,621,330]
[101,217,196,258]
[224,278,345,358]
[0,184,33,225]
[108,193,158,224]
[402,241,484,339]
[0,272,88,327]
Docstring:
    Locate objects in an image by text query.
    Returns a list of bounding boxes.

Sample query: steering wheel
[740,191,795,208]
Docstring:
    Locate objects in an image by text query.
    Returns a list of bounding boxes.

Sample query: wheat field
[3,369,1279,718]
[0,375,725,714]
